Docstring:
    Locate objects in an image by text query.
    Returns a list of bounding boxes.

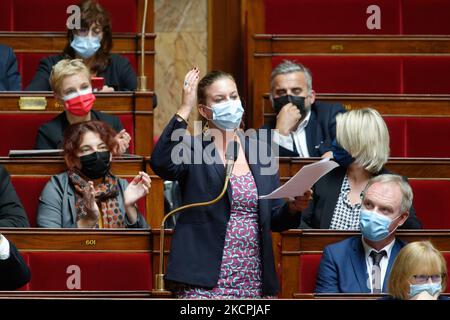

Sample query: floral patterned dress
[177,171,263,299]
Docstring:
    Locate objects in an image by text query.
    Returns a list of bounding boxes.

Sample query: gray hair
[270,60,313,93]
[362,174,413,214]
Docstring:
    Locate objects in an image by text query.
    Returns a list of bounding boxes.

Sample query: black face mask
[272,95,307,117]
[79,151,111,179]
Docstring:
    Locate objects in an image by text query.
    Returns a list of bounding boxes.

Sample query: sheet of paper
[259,157,339,199]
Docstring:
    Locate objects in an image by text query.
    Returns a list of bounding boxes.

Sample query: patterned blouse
[329,174,362,230]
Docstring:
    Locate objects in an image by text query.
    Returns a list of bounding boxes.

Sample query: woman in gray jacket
[37,121,150,228]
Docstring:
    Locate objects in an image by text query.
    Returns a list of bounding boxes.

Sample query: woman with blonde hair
[387,241,448,300]
[34,58,130,154]
[300,107,421,229]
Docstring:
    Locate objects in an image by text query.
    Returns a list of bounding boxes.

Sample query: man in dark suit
[0,233,31,290]
[315,174,412,293]
[0,44,21,91]
[260,60,345,157]
[0,165,29,228]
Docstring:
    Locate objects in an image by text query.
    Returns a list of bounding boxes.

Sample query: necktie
[370,250,387,293]
[291,133,301,156]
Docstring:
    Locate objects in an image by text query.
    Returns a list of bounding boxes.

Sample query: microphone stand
[153,140,239,293]
[137,0,148,92]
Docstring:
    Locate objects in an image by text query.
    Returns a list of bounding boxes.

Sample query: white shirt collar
[294,111,311,133]
[361,236,396,260]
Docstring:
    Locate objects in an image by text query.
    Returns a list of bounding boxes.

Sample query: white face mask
[206,99,244,130]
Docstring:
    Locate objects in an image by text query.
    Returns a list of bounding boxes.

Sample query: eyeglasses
[411,274,443,284]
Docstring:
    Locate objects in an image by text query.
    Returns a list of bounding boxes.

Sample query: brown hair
[388,241,447,300]
[196,70,245,129]
[63,0,113,75]
[63,120,118,170]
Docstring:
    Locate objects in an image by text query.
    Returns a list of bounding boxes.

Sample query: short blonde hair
[50,59,91,96]
[388,241,447,300]
[336,108,389,173]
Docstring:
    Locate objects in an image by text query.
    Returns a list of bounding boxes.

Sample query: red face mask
[63,89,96,116]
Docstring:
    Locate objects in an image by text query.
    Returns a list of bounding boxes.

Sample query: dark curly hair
[63,120,118,170]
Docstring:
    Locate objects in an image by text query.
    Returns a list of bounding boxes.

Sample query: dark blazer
[315,236,406,293]
[0,165,29,228]
[150,116,301,296]
[25,54,137,91]
[0,44,21,91]
[0,240,31,290]
[34,109,124,150]
[300,166,422,229]
[261,101,346,157]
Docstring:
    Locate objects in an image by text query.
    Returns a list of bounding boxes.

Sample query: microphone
[225,140,239,177]
[153,140,240,294]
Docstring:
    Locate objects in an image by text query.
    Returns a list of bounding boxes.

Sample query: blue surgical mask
[71,35,101,59]
[360,209,400,242]
[409,282,442,298]
[207,99,244,130]
[331,139,354,168]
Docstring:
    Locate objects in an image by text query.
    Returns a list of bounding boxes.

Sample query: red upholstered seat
[444,253,450,292]
[7,0,137,32]
[0,113,54,155]
[406,117,450,157]
[403,57,450,94]
[402,0,450,35]
[10,176,51,228]
[384,116,450,158]
[272,56,402,94]
[0,0,13,31]
[0,113,134,156]
[383,116,407,157]
[27,252,152,290]
[297,254,322,293]
[409,180,450,229]
[264,0,401,35]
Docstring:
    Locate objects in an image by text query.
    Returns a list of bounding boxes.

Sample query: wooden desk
[278,157,450,181]
[0,91,154,155]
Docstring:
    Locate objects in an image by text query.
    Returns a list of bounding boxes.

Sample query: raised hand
[75,181,100,228]
[115,129,131,155]
[275,103,301,136]
[177,67,200,121]
[124,171,151,207]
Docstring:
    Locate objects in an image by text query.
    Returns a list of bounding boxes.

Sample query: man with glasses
[315,174,412,293]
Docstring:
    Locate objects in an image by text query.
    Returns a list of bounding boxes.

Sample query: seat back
[27,252,152,290]
[297,254,322,293]
[385,116,450,157]
[264,0,401,35]
[272,56,402,94]
[10,176,51,227]
[409,179,450,229]
[1,0,138,32]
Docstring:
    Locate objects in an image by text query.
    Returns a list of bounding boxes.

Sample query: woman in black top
[26,0,136,92]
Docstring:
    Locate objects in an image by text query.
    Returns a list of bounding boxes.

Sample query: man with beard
[261,60,345,157]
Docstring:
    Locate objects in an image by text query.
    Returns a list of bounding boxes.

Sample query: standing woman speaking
[150,68,310,298]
